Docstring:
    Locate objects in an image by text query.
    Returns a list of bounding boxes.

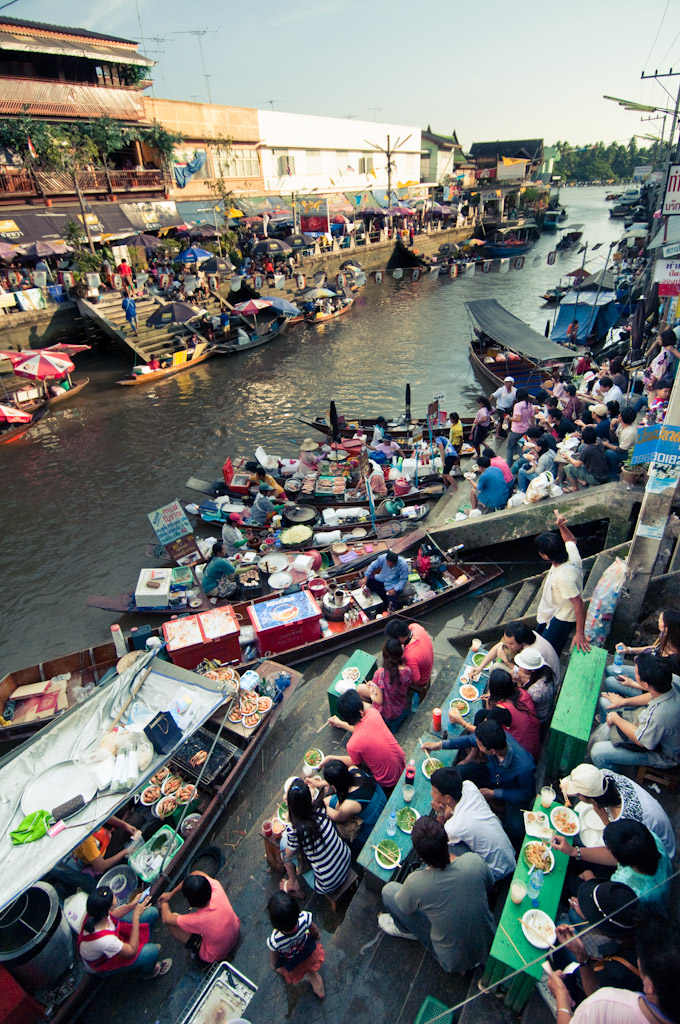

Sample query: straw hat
[592,404,608,417]
[300,438,319,451]
[513,648,545,672]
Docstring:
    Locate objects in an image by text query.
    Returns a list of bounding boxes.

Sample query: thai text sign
[653,258,680,297]
[148,499,194,546]
[662,165,680,216]
[630,423,680,466]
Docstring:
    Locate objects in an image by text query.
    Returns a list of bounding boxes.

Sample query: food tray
[176,960,257,1024]
[170,727,240,786]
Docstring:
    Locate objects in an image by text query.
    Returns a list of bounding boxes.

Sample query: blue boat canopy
[466,299,570,363]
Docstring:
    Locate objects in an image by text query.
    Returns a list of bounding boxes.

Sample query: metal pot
[282,503,317,527]
[322,585,352,622]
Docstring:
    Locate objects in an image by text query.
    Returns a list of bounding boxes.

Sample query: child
[267,892,325,999]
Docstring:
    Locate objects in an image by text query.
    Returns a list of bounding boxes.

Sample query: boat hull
[117,349,213,385]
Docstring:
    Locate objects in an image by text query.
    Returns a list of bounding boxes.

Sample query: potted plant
[620,454,644,485]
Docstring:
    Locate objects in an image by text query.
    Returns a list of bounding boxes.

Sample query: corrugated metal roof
[0,31,153,67]
[0,15,139,47]
[0,80,146,120]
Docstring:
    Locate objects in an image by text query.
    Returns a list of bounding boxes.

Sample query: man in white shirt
[490,376,517,439]
[536,511,590,656]
[586,376,624,409]
[470,620,561,682]
[430,767,515,882]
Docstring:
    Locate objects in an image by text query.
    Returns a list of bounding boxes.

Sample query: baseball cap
[504,376,515,383]
[259,482,273,492]
[576,880,639,937]
[514,648,545,672]
[560,763,605,798]
[592,404,608,417]
[228,512,243,525]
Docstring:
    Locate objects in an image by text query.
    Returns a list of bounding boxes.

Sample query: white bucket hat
[514,648,545,672]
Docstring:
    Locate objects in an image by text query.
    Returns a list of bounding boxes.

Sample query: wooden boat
[556,223,584,251]
[539,287,568,306]
[86,531,503,672]
[211,473,446,509]
[0,405,48,445]
[542,210,561,232]
[17,377,90,411]
[212,315,290,355]
[289,298,354,326]
[466,298,570,396]
[481,222,539,258]
[117,345,213,386]
[299,413,474,442]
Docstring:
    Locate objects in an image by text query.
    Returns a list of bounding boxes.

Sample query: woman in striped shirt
[280,779,352,898]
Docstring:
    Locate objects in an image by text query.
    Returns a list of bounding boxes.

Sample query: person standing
[267,892,325,1000]
[506,388,536,465]
[121,295,138,335]
[491,376,517,439]
[535,511,590,655]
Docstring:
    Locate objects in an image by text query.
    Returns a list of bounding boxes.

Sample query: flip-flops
[147,958,173,979]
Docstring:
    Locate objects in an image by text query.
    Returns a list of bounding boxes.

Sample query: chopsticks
[419,741,436,765]
[371,843,400,866]
[499,924,528,965]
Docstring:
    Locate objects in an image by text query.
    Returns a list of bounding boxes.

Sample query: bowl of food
[176,784,198,806]
[374,839,401,870]
[550,806,580,837]
[150,766,170,787]
[154,795,177,820]
[257,696,273,714]
[396,807,420,834]
[180,813,202,837]
[459,683,479,701]
[422,757,443,779]
[332,542,348,554]
[242,711,261,730]
[523,841,555,874]
[303,748,324,777]
[240,695,259,717]
[341,666,361,684]
[140,785,162,806]
[449,698,470,717]
[228,706,243,724]
[161,775,183,797]
[472,653,486,667]
[521,909,556,949]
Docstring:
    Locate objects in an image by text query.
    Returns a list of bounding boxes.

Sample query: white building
[256,109,422,196]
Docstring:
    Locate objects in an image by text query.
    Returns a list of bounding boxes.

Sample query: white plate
[523,810,553,841]
[269,571,293,589]
[523,841,556,874]
[421,758,443,779]
[458,683,479,701]
[342,666,361,684]
[261,553,288,573]
[521,909,556,949]
[21,761,97,818]
[351,527,368,538]
[396,807,421,834]
[550,806,580,837]
[374,842,402,870]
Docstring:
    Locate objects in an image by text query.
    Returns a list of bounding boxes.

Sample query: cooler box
[247,591,322,656]
[135,568,172,608]
[163,607,240,669]
[223,456,252,494]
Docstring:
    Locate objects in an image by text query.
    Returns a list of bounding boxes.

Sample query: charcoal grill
[170,728,241,786]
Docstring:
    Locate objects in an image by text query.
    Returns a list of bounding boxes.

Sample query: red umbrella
[44,343,91,356]
[233,299,274,314]
[387,206,415,216]
[0,350,29,366]
[0,404,32,424]
[13,351,74,380]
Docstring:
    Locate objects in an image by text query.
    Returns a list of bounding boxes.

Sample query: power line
[657,25,680,68]
[172,29,216,104]
[642,0,671,71]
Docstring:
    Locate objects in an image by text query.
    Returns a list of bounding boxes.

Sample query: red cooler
[163,607,240,669]
[223,456,252,495]
[248,591,322,656]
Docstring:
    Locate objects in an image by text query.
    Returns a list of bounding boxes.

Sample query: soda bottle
[405,760,416,785]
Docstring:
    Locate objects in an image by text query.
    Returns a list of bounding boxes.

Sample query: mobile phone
[140,886,151,901]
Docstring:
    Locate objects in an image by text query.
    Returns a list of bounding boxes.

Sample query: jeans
[589,723,651,771]
[632,394,648,414]
[600,666,640,715]
[517,467,537,493]
[506,431,525,466]
[605,449,625,478]
[385,708,408,734]
[538,617,574,657]
[382,881,436,958]
[104,908,160,978]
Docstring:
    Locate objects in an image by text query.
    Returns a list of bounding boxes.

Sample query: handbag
[335,816,363,843]
[144,711,182,754]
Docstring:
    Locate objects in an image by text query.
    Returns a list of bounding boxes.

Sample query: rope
[409,864,680,1024]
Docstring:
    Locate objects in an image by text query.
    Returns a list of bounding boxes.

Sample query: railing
[0,168,166,200]
[108,169,164,190]
[0,170,35,196]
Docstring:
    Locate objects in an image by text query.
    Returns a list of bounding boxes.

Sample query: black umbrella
[284,233,315,248]
[405,383,411,424]
[190,224,220,240]
[201,256,234,274]
[146,301,199,328]
[330,400,340,442]
[118,233,161,251]
[250,239,293,257]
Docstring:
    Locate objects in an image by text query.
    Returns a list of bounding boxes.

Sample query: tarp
[0,653,229,913]
[552,299,619,343]
[465,299,570,363]
[174,151,207,189]
[0,202,182,245]
[579,268,616,291]
[236,196,292,217]
[648,218,680,250]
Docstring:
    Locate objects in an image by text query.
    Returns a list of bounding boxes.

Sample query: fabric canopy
[466,299,570,363]
[0,202,183,245]
[552,298,619,343]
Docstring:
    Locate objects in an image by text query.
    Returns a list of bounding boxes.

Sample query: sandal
[148,958,173,979]
[280,878,305,898]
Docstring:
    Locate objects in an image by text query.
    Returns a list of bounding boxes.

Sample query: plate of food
[154,796,177,819]
[396,807,420,834]
[523,810,553,841]
[341,666,361,684]
[521,909,557,949]
[162,775,183,797]
[150,766,170,787]
[304,748,323,770]
[523,841,555,874]
[472,653,486,667]
[449,698,470,716]
[176,784,197,805]
[374,839,401,870]
[257,696,273,714]
[242,711,261,730]
[550,806,580,837]
[240,696,258,716]
[422,757,443,779]
[140,785,161,806]
[228,706,243,724]
[459,683,479,701]
[277,801,289,824]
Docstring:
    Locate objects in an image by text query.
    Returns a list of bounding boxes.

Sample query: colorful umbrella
[284,234,315,248]
[250,239,292,256]
[201,256,234,274]
[232,299,274,315]
[259,296,301,316]
[44,343,91,356]
[0,350,29,366]
[146,302,200,327]
[0,404,32,424]
[386,206,415,216]
[13,351,74,380]
[118,233,162,251]
[303,287,336,300]
[19,241,73,257]
[174,247,211,264]
[188,224,220,240]
[0,242,17,260]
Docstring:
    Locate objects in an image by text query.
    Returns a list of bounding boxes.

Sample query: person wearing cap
[248,465,284,497]
[549,881,640,1006]
[590,405,612,441]
[244,482,278,526]
[535,511,589,655]
[470,620,561,686]
[512,647,556,722]
[371,432,403,463]
[221,512,247,558]
[298,438,324,476]
[555,764,675,860]
[490,377,517,439]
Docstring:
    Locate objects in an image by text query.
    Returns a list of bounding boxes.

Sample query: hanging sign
[412,268,420,281]
[630,423,680,466]
[514,256,525,270]
[393,268,403,279]
[357,447,370,477]
[148,500,202,565]
[429,266,440,279]
[230,275,242,291]
[662,164,680,216]
[427,400,439,429]
[465,263,475,277]
[337,273,346,288]
[450,264,458,278]
[375,270,383,284]
[498,259,510,274]
[482,260,492,274]
[253,274,263,290]
[297,274,305,289]
[653,258,680,297]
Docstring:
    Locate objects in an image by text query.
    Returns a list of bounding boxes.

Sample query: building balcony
[0,167,167,204]
[0,77,146,120]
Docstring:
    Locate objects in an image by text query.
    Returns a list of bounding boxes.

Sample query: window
[306,149,321,174]
[273,149,295,176]
[215,147,260,178]
[359,155,374,175]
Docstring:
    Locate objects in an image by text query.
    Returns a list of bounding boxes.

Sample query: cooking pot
[322,585,352,622]
[282,503,317,527]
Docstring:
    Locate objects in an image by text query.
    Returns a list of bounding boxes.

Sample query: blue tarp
[174,151,207,189]
[552,299,619,343]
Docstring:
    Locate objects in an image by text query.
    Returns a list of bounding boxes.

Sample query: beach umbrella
[189,224,220,240]
[175,247,211,264]
[0,242,17,260]
[0,350,30,366]
[250,239,292,257]
[258,296,301,316]
[284,234,315,248]
[232,299,274,315]
[13,351,74,380]
[386,206,415,216]
[19,241,73,257]
[303,287,336,300]
[201,256,234,274]
[227,207,244,219]
[360,207,384,217]
[405,383,411,424]
[146,301,200,327]
[466,238,486,247]
[44,343,91,356]
[0,404,32,424]
[331,214,349,224]
[118,233,161,251]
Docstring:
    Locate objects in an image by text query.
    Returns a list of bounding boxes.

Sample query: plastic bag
[584,557,627,646]
[525,471,554,503]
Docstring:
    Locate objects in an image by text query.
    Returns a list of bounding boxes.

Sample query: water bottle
[274,530,282,549]
[613,644,625,672]
[386,812,397,837]
[411,692,420,713]
[527,869,544,907]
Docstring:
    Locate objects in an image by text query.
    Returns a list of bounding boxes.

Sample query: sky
[10,0,680,149]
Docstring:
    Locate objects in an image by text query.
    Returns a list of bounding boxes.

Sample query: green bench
[327,649,377,718]
[545,646,607,778]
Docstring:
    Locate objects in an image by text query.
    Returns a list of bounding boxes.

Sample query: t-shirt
[267,910,313,959]
[477,466,509,510]
[490,456,513,483]
[497,688,540,758]
[578,442,609,481]
[492,385,517,411]
[175,878,240,962]
[346,706,405,786]
[74,834,104,866]
[449,421,464,447]
[284,812,351,894]
[403,623,434,688]
[221,522,245,556]
[616,423,637,451]
[510,400,535,434]
[611,831,671,909]
[595,418,612,440]
[248,492,275,525]
[572,988,646,1024]
[202,556,235,593]
[394,853,494,972]
[444,780,515,881]
[79,916,124,964]
[527,631,561,680]
[634,688,680,767]
[602,770,675,858]
[537,540,583,624]
[372,664,412,721]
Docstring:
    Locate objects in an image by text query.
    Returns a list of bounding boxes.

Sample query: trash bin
[0,882,74,992]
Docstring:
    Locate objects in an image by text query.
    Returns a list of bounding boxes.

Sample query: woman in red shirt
[485,668,540,758]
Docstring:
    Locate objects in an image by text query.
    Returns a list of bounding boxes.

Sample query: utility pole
[172,29,217,104]
[365,133,412,218]
[367,107,382,121]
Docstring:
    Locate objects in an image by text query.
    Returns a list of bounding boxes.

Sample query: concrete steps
[78,291,209,364]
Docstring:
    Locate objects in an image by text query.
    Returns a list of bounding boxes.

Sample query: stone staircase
[78,290,209,363]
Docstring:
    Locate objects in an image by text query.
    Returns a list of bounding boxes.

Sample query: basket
[129,824,183,883]
[414,996,453,1024]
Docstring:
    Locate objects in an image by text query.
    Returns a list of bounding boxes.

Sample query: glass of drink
[541,786,556,808]
[471,638,482,652]
[510,879,527,904]
[263,819,273,837]
[402,784,415,803]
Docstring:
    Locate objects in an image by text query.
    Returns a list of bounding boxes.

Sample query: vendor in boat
[78,887,171,980]
[69,816,142,878]
[435,434,460,490]
[371,415,388,445]
[245,482,277,526]
[360,550,409,611]
[202,542,237,596]
[222,511,248,557]
[298,437,324,476]
[371,432,403,463]
[147,356,161,371]
[352,460,388,499]
[448,412,464,450]
[248,464,285,497]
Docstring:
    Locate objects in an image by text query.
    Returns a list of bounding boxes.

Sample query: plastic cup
[263,819,273,837]
[471,638,482,652]
[510,880,527,905]
[402,784,415,804]
[541,786,556,809]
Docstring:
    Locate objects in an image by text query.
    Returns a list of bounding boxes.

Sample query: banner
[662,166,680,216]
[514,256,525,270]
[630,423,680,466]
[412,268,420,281]
[430,266,440,279]
[483,260,492,274]
[375,270,383,284]
[653,258,680,297]
[393,269,403,279]
[499,259,510,274]
[450,264,458,278]
[148,500,202,565]
[465,262,475,277]
[298,197,330,234]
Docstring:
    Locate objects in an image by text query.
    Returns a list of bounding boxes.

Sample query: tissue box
[292,554,314,573]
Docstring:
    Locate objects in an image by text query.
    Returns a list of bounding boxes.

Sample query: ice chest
[247,591,322,655]
[163,607,241,669]
[223,456,252,495]
[135,568,172,608]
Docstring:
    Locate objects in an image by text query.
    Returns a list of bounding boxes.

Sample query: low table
[545,647,607,778]
[327,649,377,717]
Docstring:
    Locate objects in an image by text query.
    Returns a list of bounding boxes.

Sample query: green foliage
[552,138,667,182]
[118,64,149,87]
[64,220,102,272]
[138,121,183,163]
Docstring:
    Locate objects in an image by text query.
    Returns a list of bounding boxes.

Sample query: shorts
[443,453,458,473]
[185,933,204,958]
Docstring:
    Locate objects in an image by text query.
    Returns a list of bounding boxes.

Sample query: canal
[0,186,623,675]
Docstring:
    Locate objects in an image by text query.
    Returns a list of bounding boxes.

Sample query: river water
[0,186,623,675]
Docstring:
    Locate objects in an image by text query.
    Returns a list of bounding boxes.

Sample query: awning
[0,201,182,244]
[466,299,570,363]
[0,30,154,67]
[176,201,225,225]
[0,78,146,120]
[236,196,292,216]
[118,200,183,232]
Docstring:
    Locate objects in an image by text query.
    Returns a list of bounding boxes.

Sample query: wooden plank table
[357,646,489,892]
[545,647,607,778]
[327,649,377,718]
[480,795,573,1011]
